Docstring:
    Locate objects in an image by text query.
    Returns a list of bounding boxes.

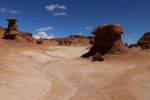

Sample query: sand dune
[0,46,150,100]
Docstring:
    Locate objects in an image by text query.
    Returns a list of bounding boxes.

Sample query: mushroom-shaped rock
[81,24,129,61]
[3,18,19,39]
[6,18,19,32]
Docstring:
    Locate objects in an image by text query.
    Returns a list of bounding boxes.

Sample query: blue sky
[0,0,150,43]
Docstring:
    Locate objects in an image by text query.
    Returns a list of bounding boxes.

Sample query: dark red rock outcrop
[92,52,104,62]
[47,35,93,46]
[3,18,19,39]
[6,18,19,32]
[0,27,6,38]
[15,32,35,43]
[129,43,139,48]
[81,24,129,61]
[2,18,35,43]
[137,32,150,49]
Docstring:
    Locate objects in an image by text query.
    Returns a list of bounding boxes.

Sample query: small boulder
[92,52,104,62]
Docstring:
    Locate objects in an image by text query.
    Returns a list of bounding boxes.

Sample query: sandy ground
[0,46,150,100]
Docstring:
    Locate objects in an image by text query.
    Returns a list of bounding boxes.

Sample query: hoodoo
[3,18,19,39]
[2,18,35,44]
[82,24,129,61]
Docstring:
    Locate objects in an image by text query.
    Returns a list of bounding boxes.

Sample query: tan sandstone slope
[0,45,150,100]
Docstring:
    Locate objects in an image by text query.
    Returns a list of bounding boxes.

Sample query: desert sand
[0,45,150,100]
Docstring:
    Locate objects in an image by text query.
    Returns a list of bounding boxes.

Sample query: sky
[0,0,150,43]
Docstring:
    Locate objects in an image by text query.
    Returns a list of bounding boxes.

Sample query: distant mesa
[47,35,94,46]
[82,24,129,61]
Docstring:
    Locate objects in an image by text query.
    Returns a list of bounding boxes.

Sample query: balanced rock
[2,18,35,44]
[82,24,129,61]
[3,18,19,39]
[137,32,150,49]
[7,18,19,32]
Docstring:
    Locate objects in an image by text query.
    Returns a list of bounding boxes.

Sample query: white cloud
[53,12,67,16]
[46,4,67,16]
[0,8,20,14]
[37,27,53,32]
[57,5,66,10]
[45,4,58,12]
[46,4,67,12]
[85,26,93,30]
[35,26,54,39]
[33,32,54,39]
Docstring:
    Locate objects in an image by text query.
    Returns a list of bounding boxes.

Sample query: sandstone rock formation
[92,52,104,62]
[48,35,93,46]
[2,18,35,44]
[0,27,6,38]
[82,24,129,61]
[7,18,19,31]
[3,18,19,39]
[137,32,150,49]
[15,32,34,43]
[129,43,139,48]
